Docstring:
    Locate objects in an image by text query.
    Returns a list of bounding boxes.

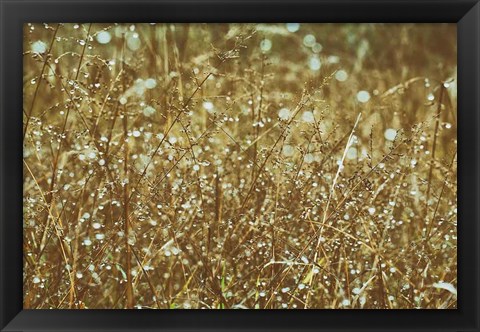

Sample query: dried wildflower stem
[131,247,161,309]
[426,84,445,208]
[23,24,60,141]
[120,33,134,309]
[305,112,361,308]
[426,149,457,241]
[240,93,310,210]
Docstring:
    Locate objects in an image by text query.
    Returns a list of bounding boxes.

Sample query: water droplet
[384,128,397,141]
[143,106,156,117]
[303,34,316,47]
[96,31,112,44]
[145,78,157,89]
[312,43,323,53]
[356,90,371,103]
[342,299,351,306]
[127,35,141,51]
[335,70,348,82]
[346,147,357,160]
[304,153,315,163]
[309,57,321,71]
[302,111,315,123]
[203,101,214,111]
[282,145,295,157]
[260,39,272,53]
[31,40,47,54]
[286,23,300,32]
[132,130,141,137]
[278,108,290,121]
[281,287,290,293]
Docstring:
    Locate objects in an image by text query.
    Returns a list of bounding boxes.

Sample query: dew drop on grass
[33,276,41,284]
[312,43,323,53]
[304,153,315,163]
[260,39,272,53]
[352,287,362,295]
[281,287,290,293]
[96,31,112,44]
[143,106,156,117]
[278,108,290,120]
[145,78,157,89]
[303,34,316,47]
[127,34,141,51]
[95,233,105,240]
[132,130,141,138]
[203,101,214,111]
[327,55,339,63]
[384,128,397,141]
[335,70,348,82]
[286,23,300,32]
[302,111,315,123]
[356,90,371,103]
[282,145,295,157]
[31,40,47,54]
[309,57,321,71]
[346,147,357,160]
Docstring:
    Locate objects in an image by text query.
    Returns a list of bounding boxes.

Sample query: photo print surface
[23,23,457,309]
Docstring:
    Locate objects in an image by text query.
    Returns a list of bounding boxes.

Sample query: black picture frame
[1,0,479,331]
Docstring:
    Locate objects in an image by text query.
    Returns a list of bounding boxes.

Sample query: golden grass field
[23,23,457,309]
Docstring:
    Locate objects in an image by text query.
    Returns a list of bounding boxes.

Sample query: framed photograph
[1,0,479,331]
